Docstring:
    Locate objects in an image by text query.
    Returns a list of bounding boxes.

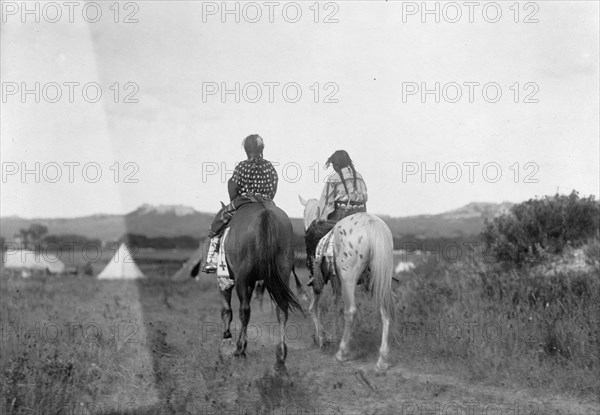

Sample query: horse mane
[303,198,319,230]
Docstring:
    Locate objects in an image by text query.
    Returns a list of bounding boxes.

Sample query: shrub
[482,191,599,266]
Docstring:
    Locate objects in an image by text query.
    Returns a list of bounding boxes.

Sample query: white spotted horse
[299,196,395,371]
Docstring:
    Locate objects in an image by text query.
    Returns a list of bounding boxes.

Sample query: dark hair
[242,134,264,157]
[326,150,357,196]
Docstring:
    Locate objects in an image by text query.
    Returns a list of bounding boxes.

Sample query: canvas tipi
[2,250,65,275]
[97,243,144,279]
[172,244,205,280]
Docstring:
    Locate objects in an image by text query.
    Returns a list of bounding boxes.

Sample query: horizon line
[0,199,524,221]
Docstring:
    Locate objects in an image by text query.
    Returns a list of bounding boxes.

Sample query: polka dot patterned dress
[231,158,278,199]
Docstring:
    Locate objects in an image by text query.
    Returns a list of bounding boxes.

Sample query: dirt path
[136,279,599,415]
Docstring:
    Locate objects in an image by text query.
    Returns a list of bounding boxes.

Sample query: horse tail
[257,209,303,314]
[367,219,396,321]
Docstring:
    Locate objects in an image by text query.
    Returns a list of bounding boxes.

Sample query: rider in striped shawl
[305,150,368,284]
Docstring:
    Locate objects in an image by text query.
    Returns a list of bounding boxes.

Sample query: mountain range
[0,202,513,242]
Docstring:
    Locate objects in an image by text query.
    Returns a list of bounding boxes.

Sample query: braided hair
[325,150,357,197]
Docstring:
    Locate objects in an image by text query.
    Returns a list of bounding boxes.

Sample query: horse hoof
[276,342,287,364]
[274,361,287,374]
[335,350,349,362]
[220,338,233,347]
[313,334,326,349]
[233,349,247,358]
[375,360,390,373]
[219,338,235,355]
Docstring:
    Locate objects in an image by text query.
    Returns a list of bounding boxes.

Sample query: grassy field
[1,246,599,414]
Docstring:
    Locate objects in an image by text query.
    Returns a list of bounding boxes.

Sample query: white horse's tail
[367,219,396,321]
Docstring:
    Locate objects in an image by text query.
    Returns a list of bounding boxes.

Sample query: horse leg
[309,287,325,348]
[376,308,391,371]
[234,279,253,357]
[335,273,357,362]
[219,287,234,351]
[292,266,309,302]
[255,280,265,312]
[335,291,344,344]
[275,305,288,366]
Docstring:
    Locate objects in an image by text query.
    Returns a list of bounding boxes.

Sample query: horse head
[298,195,320,230]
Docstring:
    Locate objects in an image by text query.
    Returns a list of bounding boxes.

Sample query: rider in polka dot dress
[202,134,278,273]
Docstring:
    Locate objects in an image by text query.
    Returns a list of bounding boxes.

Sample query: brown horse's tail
[257,209,303,314]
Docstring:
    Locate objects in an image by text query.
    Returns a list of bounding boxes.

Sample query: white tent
[395,261,416,274]
[97,243,144,279]
[172,245,204,280]
[2,250,65,274]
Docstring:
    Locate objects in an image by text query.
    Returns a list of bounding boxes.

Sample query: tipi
[2,250,65,275]
[172,244,205,280]
[97,243,144,279]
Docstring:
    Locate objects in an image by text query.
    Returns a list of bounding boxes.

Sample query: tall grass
[395,241,600,398]
[0,274,162,414]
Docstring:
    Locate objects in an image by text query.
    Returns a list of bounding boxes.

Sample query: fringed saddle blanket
[216,227,233,291]
[313,229,341,294]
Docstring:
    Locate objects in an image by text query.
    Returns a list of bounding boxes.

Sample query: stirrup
[202,263,217,274]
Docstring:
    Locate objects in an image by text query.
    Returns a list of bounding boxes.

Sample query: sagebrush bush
[482,191,600,266]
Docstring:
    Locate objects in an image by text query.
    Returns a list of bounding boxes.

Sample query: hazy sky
[1,1,598,219]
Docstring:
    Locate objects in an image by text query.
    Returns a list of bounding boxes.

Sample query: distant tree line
[121,233,200,250]
[5,225,200,251]
[4,227,102,252]
[13,223,50,250]
[6,224,489,254]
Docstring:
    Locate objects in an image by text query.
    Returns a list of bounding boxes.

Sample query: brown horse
[217,201,303,366]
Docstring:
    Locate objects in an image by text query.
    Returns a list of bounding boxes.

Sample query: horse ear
[315,206,321,219]
[298,195,307,206]
[220,201,226,209]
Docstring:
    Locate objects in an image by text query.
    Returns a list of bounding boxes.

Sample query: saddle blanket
[315,229,336,275]
[216,227,233,291]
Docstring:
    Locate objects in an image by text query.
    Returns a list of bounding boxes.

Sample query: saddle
[215,200,273,291]
[314,229,336,285]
